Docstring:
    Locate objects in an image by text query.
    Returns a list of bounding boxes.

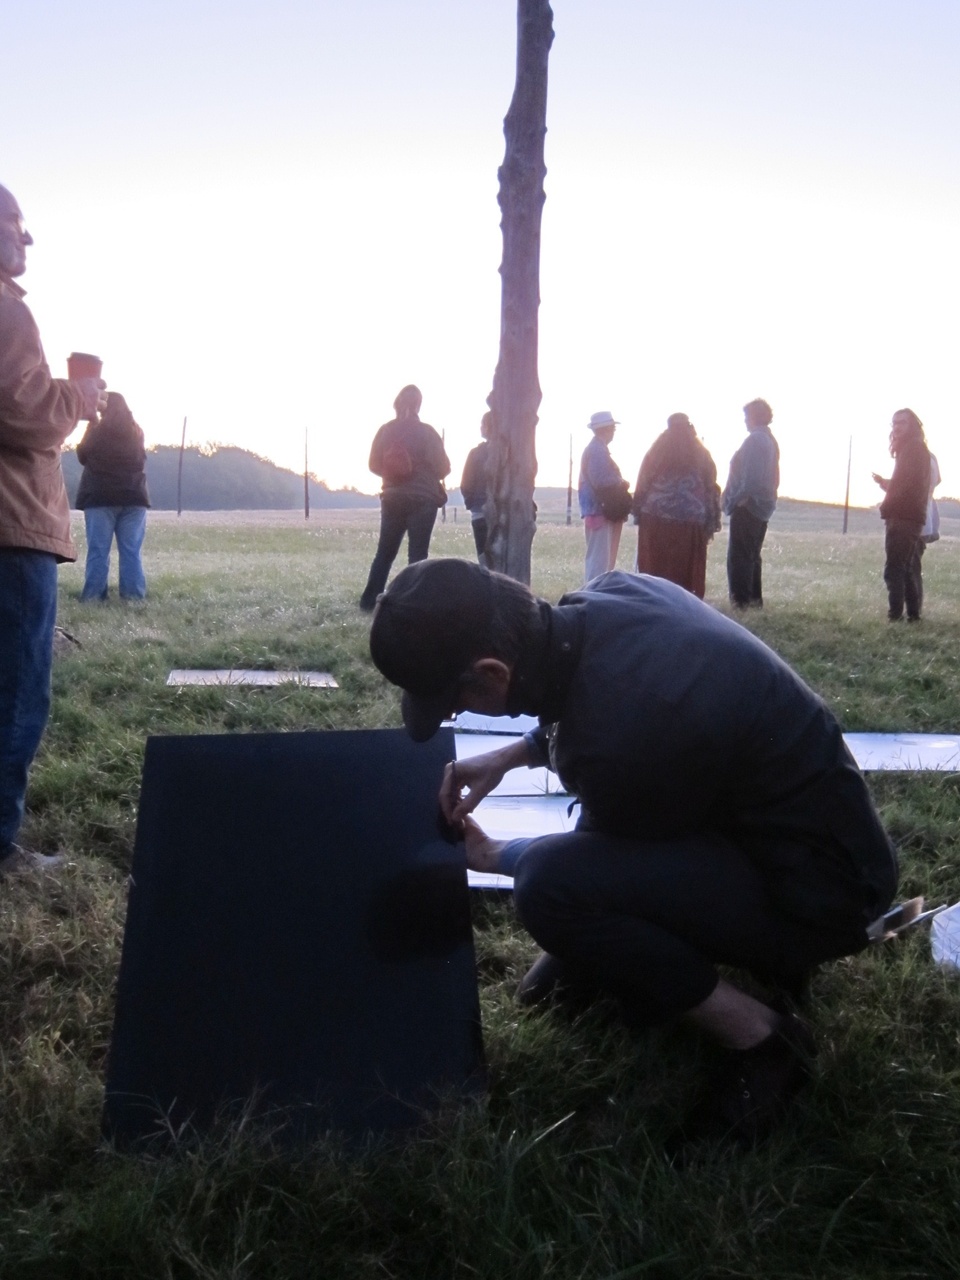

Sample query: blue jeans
[81,506,147,600]
[0,549,57,855]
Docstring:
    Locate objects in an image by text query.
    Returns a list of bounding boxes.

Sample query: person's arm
[368,425,386,476]
[440,736,538,824]
[872,472,890,492]
[427,425,451,479]
[0,296,99,447]
[721,446,742,513]
[461,445,484,508]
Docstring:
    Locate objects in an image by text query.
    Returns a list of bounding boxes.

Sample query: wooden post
[304,427,310,520]
[565,432,573,526]
[485,0,554,584]
[176,416,187,517]
[842,435,852,533]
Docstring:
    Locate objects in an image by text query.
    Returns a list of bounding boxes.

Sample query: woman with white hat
[578,410,631,584]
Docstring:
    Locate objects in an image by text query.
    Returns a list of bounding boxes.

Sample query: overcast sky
[5,0,959,505]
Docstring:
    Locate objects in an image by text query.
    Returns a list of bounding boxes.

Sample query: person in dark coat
[75,391,150,600]
[460,412,492,564]
[358,385,450,611]
[872,408,931,622]
[633,412,720,599]
[368,559,898,1148]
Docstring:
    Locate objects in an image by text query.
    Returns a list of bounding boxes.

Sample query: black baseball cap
[368,558,496,741]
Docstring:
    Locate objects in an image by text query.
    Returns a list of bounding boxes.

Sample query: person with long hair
[358,385,450,611]
[633,413,720,599]
[75,392,150,600]
[872,408,931,622]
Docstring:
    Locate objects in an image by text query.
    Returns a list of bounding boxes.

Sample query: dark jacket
[460,440,490,514]
[75,412,150,509]
[520,572,897,928]
[879,435,930,526]
[369,416,450,507]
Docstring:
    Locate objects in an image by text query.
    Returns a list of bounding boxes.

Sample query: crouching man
[368,559,898,1147]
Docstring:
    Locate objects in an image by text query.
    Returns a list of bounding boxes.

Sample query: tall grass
[1,509,958,1279]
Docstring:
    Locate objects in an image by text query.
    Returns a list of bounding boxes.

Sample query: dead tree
[484,0,554,584]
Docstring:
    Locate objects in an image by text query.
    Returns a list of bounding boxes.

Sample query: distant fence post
[565,433,573,526]
[304,427,310,520]
[842,435,852,533]
[177,416,187,516]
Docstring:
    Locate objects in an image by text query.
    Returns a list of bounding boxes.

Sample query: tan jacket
[0,275,83,560]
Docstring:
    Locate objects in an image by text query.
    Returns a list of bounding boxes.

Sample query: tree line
[61,444,380,511]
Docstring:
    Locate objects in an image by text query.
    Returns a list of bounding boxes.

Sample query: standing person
[632,412,720,599]
[358,385,451,612]
[579,410,631,584]
[460,412,492,564]
[0,184,106,874]
[871,409,931,622]
[76,392,150,601]
[368,560,898,1148]
[722,398,779,609]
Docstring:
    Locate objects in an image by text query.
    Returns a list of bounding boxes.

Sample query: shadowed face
[0,187,33,279]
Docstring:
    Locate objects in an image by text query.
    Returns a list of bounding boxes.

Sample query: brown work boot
[673,1013,817,1153]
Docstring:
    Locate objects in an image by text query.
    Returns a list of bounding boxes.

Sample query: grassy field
[1,506,959,1279]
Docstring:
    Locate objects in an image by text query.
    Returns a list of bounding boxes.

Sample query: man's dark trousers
[727,506,768,607]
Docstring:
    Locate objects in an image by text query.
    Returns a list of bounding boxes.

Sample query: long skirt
[636,514,708,599]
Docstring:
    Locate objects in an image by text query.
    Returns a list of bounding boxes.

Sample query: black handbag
[595,480,632,523]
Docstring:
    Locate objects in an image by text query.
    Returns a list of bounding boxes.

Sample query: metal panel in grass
[166,669,339,687]
[104,727,485,1147]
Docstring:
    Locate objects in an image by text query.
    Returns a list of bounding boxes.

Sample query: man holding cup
[0,183,107,874]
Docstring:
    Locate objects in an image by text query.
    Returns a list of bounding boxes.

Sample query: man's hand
[462,815,505,874]
[77,376,107,421]
[440,738,533,825]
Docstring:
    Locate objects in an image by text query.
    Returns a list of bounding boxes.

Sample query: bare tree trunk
[485,0,554,584]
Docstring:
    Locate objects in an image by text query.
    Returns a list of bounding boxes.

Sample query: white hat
[588,410,619,431]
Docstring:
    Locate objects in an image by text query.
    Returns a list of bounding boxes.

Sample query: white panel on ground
[844,734,960,772]
[456,723,960,891]
[454,733,561,795]
[167,670,339,688]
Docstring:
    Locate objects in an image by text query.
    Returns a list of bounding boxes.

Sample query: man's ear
[467,658,512,695]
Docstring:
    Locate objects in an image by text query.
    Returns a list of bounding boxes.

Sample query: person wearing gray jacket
[722,398,779,608]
